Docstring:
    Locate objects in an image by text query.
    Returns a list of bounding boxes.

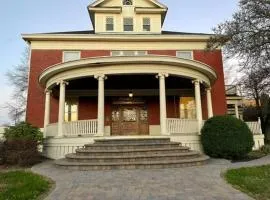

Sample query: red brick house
[22,0,264,159]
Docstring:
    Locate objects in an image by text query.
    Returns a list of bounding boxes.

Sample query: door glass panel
[123,108,137,122]
[140,109,148,121]
[112,110,120,122]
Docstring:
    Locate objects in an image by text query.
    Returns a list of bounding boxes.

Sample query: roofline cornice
[22,34,213,42]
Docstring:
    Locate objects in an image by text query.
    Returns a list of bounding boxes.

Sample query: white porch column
[157,73,169,135]
[43,89,51,138]
[95,74,106,136]
[235,103,239,119]
[193,80,203,133]
[57,80,68,137]
[206,87,213,118]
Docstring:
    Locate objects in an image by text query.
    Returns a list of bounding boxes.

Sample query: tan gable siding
[100,0,157,8]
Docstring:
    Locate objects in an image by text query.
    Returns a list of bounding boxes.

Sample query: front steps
[55,138,209,170]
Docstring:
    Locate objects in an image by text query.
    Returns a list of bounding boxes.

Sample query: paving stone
[32,155,270,200]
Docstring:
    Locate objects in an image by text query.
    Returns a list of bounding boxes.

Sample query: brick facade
[26,49,226,128]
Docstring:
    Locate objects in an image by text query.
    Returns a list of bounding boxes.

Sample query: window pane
[179,97,196,119]
[111,51,147,56]
[143,25,150,31]
[65,98,78,122]
[124,25,133,31]
[63,52,80,62]
[137,51,147,56]
[106,17,114,31]
[176,51,192,59]
[106,24,114,31]
[111,51,121,56]
[123,0,133,5]
[124,18,133,31]
[122,51,135,56]
[143,18,150,31]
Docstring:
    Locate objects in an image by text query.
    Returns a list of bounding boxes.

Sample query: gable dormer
[88,0,167,34]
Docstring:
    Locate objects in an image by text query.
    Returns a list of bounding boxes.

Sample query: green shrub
[3,122,43,166]
[4,122,43,142]
[201,115,254,159]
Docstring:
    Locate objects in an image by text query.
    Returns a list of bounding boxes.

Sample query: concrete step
[84,142,181,150]
[55,156,210,170]
[65,151,200,163]
[94,138,171,144]
[76,146,190,156]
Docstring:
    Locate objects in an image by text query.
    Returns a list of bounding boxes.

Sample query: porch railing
[63,119,98,136]
[246,119,263,135]
[167,118,263,135]
[167,118,199,134]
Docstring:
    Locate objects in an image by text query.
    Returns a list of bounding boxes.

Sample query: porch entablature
[39,55,217,89]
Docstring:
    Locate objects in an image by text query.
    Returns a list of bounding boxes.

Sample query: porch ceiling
[39,55,217,89]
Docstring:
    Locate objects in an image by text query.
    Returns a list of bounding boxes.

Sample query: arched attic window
[123,0,133,5]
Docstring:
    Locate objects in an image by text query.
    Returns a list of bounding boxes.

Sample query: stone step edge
[76,146,190,153]
[66,151,200,159]
[85,142,181,147]
[94,138,170,142]
[56,156,210,166]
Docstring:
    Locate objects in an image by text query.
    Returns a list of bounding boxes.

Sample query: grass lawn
[0,170,53,200]
[225,165,270,200]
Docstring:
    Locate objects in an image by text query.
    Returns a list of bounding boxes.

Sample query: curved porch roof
[38,55,217,89]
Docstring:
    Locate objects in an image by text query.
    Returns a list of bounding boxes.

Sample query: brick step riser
[56,161,206,171]
[94,139,171,145]
[76,149,190,156]
[65,155,200,163]
[84,144,181,150]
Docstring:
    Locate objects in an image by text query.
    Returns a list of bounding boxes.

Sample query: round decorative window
[123,0,133,5]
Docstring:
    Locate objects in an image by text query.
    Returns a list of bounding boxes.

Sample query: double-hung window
[143,18,151,31]
[123,18,134,32]
[106,17,114,31]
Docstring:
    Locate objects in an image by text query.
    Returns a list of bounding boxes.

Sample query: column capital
[156,73,169,79]
[94,74,107,80]
[205,87,212,91]
[192,79,202,85]
[44,89,52,94]
[57,80,69,86]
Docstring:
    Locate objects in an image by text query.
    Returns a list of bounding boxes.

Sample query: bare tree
[208,0,270,71]
[6,47,30,124]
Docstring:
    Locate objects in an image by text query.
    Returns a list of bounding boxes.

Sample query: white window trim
[176,51,194,60]
[62,51,81,63]
[105,16,114,32]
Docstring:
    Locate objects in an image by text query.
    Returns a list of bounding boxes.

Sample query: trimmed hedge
[201,116,254,159]
[3,122,43,166]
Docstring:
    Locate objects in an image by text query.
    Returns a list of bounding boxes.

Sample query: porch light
[129,92,133,98]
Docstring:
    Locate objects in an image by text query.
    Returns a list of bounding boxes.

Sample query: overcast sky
[0,0,239,124]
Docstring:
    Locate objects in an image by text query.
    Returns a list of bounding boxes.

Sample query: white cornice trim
[89,0,167,9]
[22,34,212,42]
[88,7,122,13]
[38,55,217,89]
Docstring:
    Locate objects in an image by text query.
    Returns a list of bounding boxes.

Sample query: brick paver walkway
[32,155,270,200]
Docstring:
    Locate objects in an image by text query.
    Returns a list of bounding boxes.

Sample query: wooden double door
[111,105,149,136]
